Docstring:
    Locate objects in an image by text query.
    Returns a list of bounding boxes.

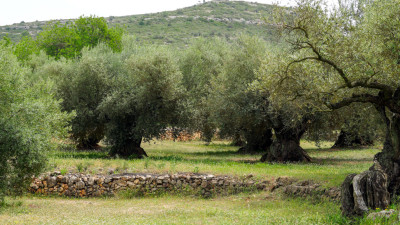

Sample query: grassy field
[48,140,379,188]
[0,140,389,224]
[0,193,345,225]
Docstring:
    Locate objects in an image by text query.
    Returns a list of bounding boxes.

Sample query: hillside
[0,1,277,46]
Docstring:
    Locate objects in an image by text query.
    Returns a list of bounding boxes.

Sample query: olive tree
[262,0,400,215]
[179,38,229,142]
[40,43,122,148]
[209,36,274,154]
[0,42,71,203]
[331,105,383,148]
[99,46,184,158]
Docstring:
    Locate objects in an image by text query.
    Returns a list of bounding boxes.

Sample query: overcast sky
[0,0,303,26]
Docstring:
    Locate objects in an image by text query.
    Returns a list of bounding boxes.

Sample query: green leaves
[100,45,184,156]
[36,16,124,60]
[0,43,72,202]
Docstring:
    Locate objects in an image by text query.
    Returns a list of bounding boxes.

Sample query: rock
[104,177,112,184]
[96,177,103,184]
[61,176,68,183]
[30,183,38,190]
[367,209,396,220]
[56,175,63,182]
[68,176,77,186]
[88,177,95,186]
[206,175,214,180]
[76,181,85,190]
[117,180,127,187]
[47,176,57,188]
[51,171,61,176]
[127,181,135,188]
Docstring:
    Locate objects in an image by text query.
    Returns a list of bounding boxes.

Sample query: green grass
[0,193,345,225]
[0,140,389,224]
[47,140,379,188]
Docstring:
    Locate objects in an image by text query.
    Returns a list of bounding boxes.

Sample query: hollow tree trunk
[332,130,374,149]
[110,137,148,159]
[237,127,273,154]
[341,108,400,216]
[261,126,311,162]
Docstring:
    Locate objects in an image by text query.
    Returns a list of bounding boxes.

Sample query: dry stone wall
[29,172,268,198]
[29,172,341,200]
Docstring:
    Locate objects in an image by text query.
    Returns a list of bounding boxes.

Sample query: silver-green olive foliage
[40,43,122,149]
[257,0,398,141]
[257,0,400,210]
[99,45,184,157]
[258,0,400,114]
[209,35,274,151]
[0,42,72,202]
[179,38,230,142]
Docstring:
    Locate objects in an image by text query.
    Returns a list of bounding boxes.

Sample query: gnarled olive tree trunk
[341,108,399,216]
[237,127,273,154]
[261,117,311,162]
[109,137,148,159]
[332,130,374,149]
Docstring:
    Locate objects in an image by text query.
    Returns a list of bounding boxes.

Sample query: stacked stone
[29,172,268,198]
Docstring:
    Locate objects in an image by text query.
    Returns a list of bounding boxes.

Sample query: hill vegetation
[0,1,277,46]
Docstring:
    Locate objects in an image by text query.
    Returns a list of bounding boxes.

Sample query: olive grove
[258,0,400,215]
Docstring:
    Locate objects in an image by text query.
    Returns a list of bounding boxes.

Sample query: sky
[0,0,301,26]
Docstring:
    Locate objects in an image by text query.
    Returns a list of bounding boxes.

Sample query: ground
[0,140,393,224]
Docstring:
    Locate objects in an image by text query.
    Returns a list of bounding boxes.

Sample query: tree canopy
[258,0,400,215]
[0,41,72,203]
[36,16,123,59]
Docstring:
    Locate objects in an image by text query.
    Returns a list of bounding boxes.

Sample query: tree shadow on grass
[148,154,261,165]
[312,157,374,165]
[52,151,110,159]
[306,147,380,154]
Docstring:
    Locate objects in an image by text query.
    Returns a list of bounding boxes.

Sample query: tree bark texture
[110,137,148,159]
[261,124,311,162]
[341,110,399,216]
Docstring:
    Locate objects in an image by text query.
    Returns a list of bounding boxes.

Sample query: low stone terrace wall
[29,172,267,198]
[29,172,341,200]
